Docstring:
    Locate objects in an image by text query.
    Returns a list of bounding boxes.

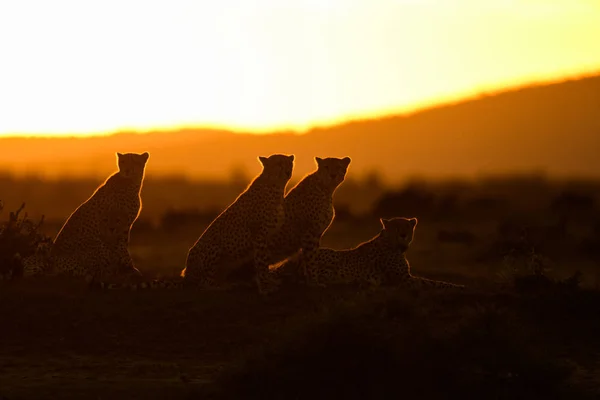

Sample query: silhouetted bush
[461,195,511,221]
[372,186,436,219]
[433,193,461,218]
[478,214,571,266]
[0,202,52,279]
[436,228,477,245]
[551,190,596,215]
[591,219,600,238]
[578,237,600,262]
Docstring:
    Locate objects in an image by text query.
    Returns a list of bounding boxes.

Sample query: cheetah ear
[288,154,295,162]
[258,156,268,166]
[380,218,391,229]
[116,152,124,159]
[141,152,149,162]
[342,156,351,166]
[315,157,324,166]
[409,218,418,227]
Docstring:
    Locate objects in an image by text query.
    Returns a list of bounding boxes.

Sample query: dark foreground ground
[2,175,600,399]
[1,273,600,400]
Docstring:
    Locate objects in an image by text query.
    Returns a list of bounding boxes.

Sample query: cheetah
[47,152,149,283]
[274,217,465,289]
[181,154,295,295]
[21,240,53,278]
[264,156,351,269]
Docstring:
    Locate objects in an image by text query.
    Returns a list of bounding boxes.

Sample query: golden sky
[1,0,599,137]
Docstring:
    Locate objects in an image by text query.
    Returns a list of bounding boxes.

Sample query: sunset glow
[1,0,599,136]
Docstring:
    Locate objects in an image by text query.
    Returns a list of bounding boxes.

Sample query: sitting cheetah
[48,152,149,283]
[274,217,464,289]
[182,154,295,295]
[265,156,351,268]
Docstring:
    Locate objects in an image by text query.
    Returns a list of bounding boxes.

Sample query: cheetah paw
[256,276,281,295]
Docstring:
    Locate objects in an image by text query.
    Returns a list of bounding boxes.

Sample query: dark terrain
[1,277,599,399]
[2,175,600,399]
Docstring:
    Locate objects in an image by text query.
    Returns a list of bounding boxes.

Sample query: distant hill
[1,74,599,182]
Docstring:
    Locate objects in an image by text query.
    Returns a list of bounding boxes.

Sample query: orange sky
[1,0,599,137]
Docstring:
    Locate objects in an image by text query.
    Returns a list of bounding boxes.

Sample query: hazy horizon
[1,71,598,139]
[0,73,598,182]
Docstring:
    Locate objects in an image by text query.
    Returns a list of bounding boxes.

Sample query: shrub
[0,202,53,279]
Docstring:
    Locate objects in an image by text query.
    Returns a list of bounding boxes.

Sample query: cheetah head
[117,152,150,180]
[315,156,351,188]
[258,154,295,185]
[380,217,417,251]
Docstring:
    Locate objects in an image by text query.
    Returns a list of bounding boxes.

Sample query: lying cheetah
[182,154,295,295]
[48,152,149,283]
[274,217,464,289]
[265,156,351,268]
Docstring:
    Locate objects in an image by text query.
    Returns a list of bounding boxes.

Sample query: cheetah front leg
[113,239,143,280]
[253,227,282,295]
[183,246,223,289]
[102,222,140,279]
[299,229,326,288]
[363,273,383,289]
[84,242,117,284]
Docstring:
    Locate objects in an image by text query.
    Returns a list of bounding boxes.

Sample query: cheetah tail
[270,253,303,282]
[410,275,465,290]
